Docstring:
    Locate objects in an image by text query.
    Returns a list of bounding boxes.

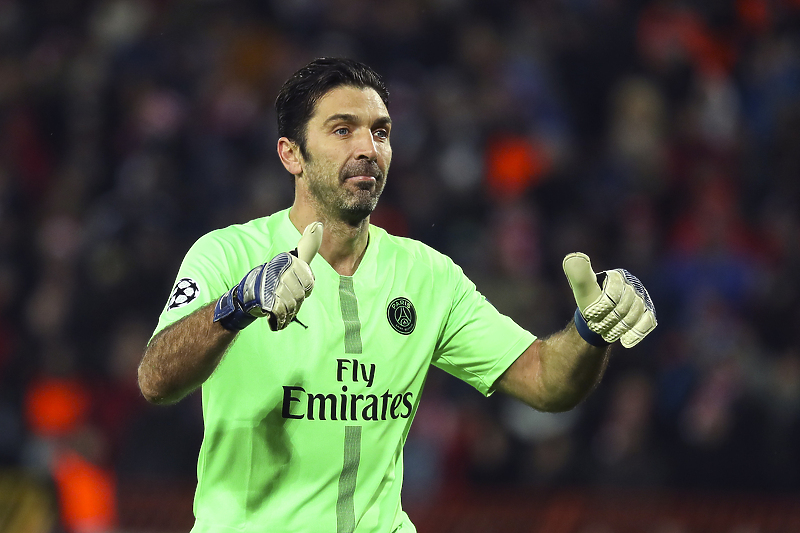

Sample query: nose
[354,129,378,161]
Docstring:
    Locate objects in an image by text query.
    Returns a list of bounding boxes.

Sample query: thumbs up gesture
[562,253,657,348]
[214,222,324,332]
[263,221,323,330]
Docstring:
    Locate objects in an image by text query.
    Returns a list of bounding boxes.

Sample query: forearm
[498,321,610,412]
[138,302,237,404]
[498,253,656,411]
[139,223,321,405]
[534,321,610,411]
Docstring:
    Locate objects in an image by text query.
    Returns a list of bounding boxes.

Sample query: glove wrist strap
[574,308,610,347]
[214,288,257,331]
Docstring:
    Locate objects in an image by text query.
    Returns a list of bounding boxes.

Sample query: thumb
[563,252,602,312]
[296,222,323,264]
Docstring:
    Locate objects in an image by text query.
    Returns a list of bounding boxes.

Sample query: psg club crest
[387,297,416,335]
[168,278,200,310]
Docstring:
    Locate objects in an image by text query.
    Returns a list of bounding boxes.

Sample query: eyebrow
[323,113,392,128]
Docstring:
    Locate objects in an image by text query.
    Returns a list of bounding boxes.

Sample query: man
[138,57,656,533]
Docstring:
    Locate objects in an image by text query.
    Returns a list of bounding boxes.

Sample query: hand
[562,252,657,348]
[214,222,324,331]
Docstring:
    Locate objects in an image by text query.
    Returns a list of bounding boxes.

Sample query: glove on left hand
[562,252,657,348]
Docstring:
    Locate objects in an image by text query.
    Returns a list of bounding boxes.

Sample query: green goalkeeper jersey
[153,208,536,533]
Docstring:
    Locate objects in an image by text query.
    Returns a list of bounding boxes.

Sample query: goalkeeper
[138,58,656,533]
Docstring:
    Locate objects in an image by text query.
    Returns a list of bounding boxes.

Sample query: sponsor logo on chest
[281,358,414,422]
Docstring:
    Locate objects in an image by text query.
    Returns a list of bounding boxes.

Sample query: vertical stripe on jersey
[338,277,363,354]
[336,425,362,533]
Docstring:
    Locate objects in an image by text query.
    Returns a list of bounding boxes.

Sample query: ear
[277,137,303,176]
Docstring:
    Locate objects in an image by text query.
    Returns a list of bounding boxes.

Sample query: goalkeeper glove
[562,252,657,348]
[213,222,323,331]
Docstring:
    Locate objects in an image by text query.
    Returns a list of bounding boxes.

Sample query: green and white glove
[562,252,657,348]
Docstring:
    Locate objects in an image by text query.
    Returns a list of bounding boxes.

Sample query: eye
[334,127,350,136]
[373,129,389,140]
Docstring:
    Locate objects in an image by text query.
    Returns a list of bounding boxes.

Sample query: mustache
[341,160,384,181]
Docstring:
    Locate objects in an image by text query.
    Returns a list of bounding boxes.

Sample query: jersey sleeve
[432,259,536,396]
[151,231,238,339]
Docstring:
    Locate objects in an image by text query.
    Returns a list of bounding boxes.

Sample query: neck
[289,199,370,277]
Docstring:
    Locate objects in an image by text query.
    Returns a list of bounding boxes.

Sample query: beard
[305,158,387,225]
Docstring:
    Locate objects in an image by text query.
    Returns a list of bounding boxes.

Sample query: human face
[300,85,392,224]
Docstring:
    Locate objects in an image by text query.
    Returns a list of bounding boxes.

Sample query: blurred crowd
[1,0,800,530]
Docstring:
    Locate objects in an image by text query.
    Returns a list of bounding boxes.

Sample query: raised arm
[138,222,323,404]
[496,323,609,412]
[496,252,657,412]
[139,303,237,404]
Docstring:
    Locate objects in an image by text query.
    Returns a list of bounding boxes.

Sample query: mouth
[342,161,382,185]
[345,175,378,191]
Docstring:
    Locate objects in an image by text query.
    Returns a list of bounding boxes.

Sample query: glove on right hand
[214,222,323,331]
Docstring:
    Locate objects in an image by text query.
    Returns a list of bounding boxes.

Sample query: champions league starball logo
[387,297,416,335]
[168,278,200,309]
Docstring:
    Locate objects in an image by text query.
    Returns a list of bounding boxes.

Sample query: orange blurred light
[53,449,118,533]
[485,135,550,201]
[24,378,90,437]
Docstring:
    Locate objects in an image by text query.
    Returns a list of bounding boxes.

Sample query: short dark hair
[275,57,389,159]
